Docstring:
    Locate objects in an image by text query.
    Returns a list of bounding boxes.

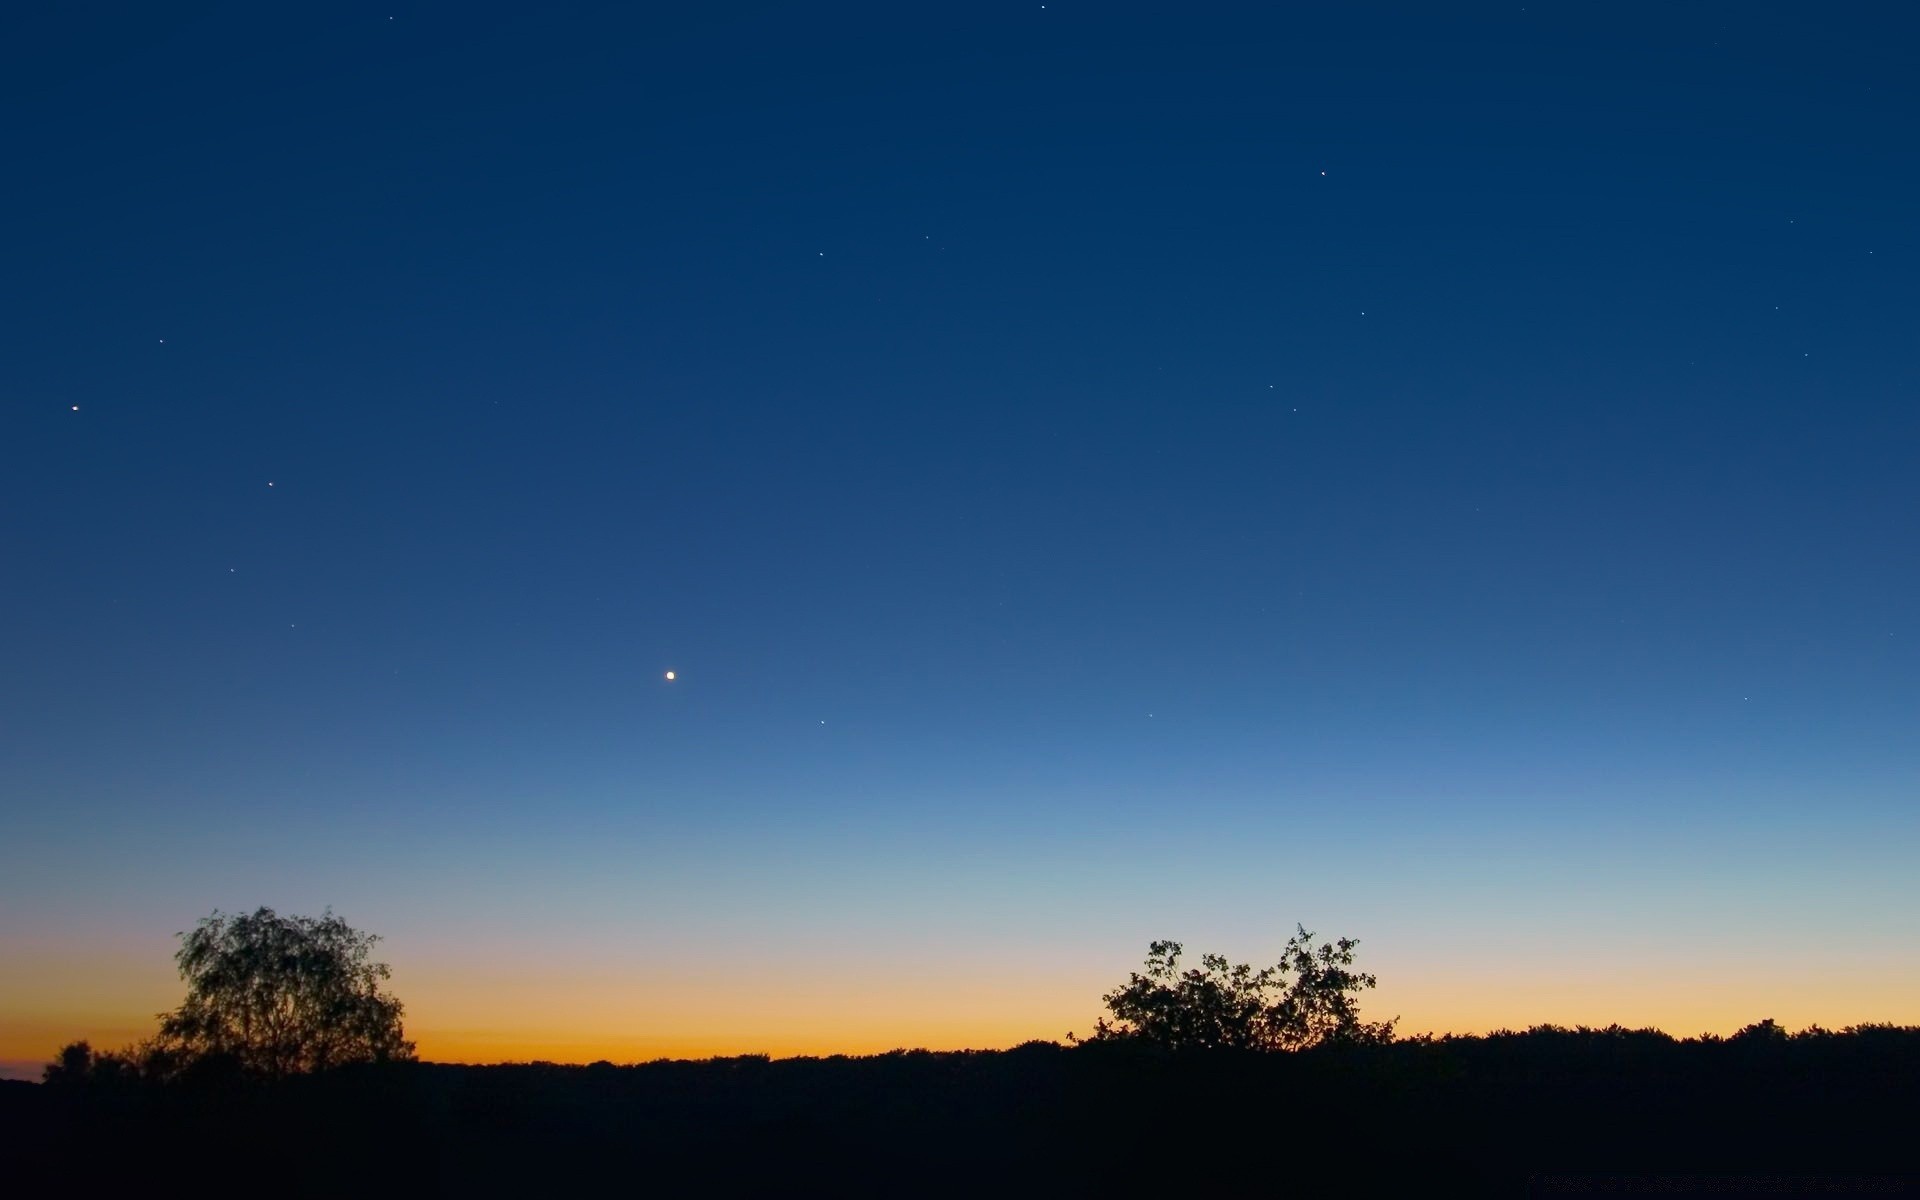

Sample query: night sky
[3,2,1916,1073]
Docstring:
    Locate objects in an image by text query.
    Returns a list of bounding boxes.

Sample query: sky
[2,1,1917,1078]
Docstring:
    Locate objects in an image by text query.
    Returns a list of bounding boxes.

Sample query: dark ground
[7,1026,1916,1197]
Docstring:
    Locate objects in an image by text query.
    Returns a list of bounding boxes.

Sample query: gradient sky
[3,2,1917,1078]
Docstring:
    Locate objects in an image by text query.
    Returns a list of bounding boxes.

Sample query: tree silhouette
[43,1039,144,1089]
[41,1040,96,1087]
[1082,925,1395,1050]
[153,907,414,1078]
[1729,1017,1789,1045]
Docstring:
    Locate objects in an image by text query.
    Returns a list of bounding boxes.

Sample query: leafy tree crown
[155,906,415,1077]
[1083,924,1396,1051]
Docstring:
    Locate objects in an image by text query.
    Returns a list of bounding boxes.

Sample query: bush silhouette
[148,907,415,1078]
[1080,924,1395,1050]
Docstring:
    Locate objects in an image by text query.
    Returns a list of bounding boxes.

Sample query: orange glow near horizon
[7,948,1917,1078]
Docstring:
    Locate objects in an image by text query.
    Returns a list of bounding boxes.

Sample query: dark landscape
[12,912,1918,1197]
[7,5,1917,1196]
[12,1025,1918,1196]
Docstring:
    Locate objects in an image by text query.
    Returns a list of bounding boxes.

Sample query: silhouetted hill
[10,1028,1917,1197]
[0,1078,39,1107]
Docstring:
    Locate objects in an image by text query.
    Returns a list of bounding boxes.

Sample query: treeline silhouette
[13,1025,1919,1196]
[12,910,1918,1196]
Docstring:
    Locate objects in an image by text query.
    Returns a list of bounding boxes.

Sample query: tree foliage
[42,1039,143,1089]
[1082,925,1395,1051]
[153,907,414,1077]
[42,1040,95,1087]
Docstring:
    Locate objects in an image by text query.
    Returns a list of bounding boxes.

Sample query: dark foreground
[9,1026,1917,1197]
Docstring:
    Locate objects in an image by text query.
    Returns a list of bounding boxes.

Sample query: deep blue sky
[3,2,1916,1062]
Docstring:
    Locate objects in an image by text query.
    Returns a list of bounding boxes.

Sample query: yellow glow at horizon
[7,948,1918,1073]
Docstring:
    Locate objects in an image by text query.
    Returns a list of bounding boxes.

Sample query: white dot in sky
[664,670,676,681]
[71,405,79,411]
